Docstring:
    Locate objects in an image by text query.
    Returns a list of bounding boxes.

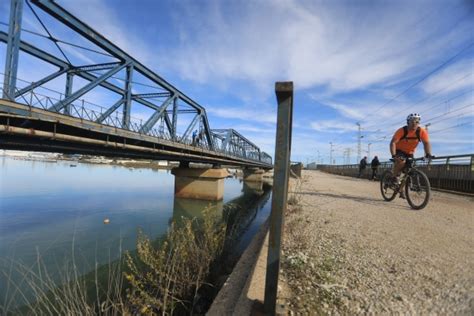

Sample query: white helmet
[407,113,421,122]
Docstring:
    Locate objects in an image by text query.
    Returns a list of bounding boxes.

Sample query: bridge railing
[313,154,474,193]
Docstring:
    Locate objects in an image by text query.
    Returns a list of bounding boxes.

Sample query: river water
[0,156,271,309]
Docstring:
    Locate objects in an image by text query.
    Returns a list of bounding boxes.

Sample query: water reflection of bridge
[173,180,272,229]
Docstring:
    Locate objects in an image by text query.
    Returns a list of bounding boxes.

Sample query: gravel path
[280,170,473,315]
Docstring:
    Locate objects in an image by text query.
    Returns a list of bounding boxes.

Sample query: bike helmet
[406,113,421,123]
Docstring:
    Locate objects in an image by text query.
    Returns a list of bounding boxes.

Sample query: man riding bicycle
[389,113,433,199]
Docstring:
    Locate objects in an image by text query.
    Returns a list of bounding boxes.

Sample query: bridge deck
[0,99,272,169]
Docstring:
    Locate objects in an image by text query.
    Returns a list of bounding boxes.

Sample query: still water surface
[0,156,271,306]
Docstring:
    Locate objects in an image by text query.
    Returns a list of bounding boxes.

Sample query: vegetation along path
[280,170,473,314]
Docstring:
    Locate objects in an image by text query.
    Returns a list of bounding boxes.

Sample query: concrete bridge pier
[171,166,229,201]
[243,181,264,196]
[243,168,265,182]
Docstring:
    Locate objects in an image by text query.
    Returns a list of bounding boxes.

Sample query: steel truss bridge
[0,0,272,169]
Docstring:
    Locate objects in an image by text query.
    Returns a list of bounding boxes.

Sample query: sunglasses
[411,120,420,123]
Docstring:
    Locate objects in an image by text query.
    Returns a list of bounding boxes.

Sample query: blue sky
[1,0,473,164]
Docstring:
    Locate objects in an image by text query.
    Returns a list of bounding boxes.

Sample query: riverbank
[0,149,176,169]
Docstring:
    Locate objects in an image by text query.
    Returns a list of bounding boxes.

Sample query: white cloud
[309,97,366,120]
[207,105,276,124]
[310,120,360,133]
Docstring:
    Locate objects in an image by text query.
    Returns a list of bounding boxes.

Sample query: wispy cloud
[161,0,473,97]
[309,97,366,120]
[310,120,359,133]
[207,105,276,124]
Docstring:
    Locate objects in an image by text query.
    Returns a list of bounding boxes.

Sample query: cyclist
[389,113,433,198]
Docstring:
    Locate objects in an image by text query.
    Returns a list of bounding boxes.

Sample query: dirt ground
[280,170,473,315]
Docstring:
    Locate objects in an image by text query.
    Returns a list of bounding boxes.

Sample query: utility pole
[368,143,372,159]
[317,150,320,164]
[347,148,352,164]
[329,142,334,165]
[356,122,362,162]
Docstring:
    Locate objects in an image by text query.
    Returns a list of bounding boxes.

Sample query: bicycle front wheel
[380,170,397,201]
[405,169,431,210]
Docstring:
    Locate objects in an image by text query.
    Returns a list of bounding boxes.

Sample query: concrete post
[171,167,228,201]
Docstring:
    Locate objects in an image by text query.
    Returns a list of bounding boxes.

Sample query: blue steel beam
[73,62,122,72]
[1,30,186,138]
[139,95,175,134]
[0,32,125,98]
[122,64,133,129]
[163,112,173,136]
[0,32,170,119]
[64,71,73,115]
[14,68,68,98]
[2,0,23,100]
[172,97,178,140]
[181,113,201,142]
[96,98,125,123]
[48,62,130,112]
[132,92,171,98]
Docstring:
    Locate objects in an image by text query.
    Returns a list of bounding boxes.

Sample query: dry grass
[1,210,226,315]
[124,208,226,314]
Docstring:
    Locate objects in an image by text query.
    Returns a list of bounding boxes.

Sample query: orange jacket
[392,127,429,154]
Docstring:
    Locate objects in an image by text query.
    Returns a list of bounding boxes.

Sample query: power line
[363,73,473,131]
[0,21,114,57]
[424,102,473,124]
[430,121,473,134]
[363,88,473,137]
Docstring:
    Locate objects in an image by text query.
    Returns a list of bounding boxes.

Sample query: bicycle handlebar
[389,156,435,163]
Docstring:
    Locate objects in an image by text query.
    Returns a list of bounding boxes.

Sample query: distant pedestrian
[370,155,380,180]
[358,156,368,178]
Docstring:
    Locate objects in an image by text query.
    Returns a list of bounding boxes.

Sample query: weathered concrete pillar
[243,181,264,196]
[171,167,228,201]
[243,168,265,182]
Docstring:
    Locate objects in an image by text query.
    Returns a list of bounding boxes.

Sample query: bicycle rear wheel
[380,170,397,201]
[405,169,431,210]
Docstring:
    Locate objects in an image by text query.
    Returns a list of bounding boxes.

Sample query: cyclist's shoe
[389,176,400,190]
[399,191,406,199]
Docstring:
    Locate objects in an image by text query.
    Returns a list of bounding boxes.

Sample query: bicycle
[380,157,432,210]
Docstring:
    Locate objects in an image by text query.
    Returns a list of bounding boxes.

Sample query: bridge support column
[171,167,228,201]
[243,168,265,182]
[243,181,264,196]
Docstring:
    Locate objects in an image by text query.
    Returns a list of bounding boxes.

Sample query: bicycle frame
[381,157,432,209]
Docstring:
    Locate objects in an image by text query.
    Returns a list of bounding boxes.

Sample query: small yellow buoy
[103,218,110,224]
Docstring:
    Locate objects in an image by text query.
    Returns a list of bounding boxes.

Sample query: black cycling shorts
[395,149,413,159]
